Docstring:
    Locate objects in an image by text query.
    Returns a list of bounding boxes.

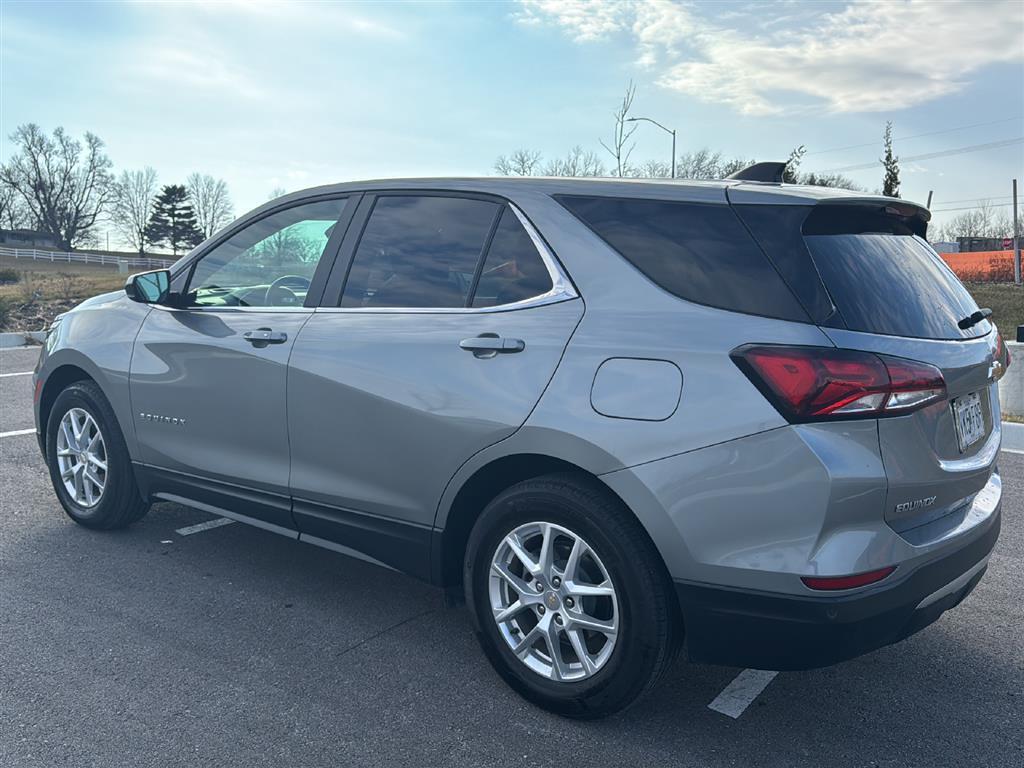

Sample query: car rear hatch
[731,193,1006,541]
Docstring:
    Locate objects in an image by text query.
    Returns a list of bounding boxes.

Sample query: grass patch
[0,257,136,331]
[963,282,1024,337]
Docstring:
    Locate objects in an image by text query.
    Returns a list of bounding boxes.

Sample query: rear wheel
[45,381,148,530]
[465,473,680,718]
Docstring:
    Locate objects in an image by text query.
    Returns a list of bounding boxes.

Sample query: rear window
[556,195,808,322]
[734,202,988,340]
[804,233,986,340]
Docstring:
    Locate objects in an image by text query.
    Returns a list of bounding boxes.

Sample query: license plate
[952,392,985,453]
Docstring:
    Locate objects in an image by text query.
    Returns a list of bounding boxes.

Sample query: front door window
[187,198,349,308]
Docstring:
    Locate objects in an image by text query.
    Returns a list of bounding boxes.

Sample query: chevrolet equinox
[34,167,1009,718]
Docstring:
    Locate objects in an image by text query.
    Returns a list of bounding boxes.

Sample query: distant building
[0,228,58,249]
[957,236,1012,252]
[931,241,959,253]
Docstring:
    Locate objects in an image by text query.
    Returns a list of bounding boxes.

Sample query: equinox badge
[895,496,937,514]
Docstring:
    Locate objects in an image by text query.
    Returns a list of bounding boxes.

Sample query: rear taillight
[732,345,946,422]
[994,332,1011,380]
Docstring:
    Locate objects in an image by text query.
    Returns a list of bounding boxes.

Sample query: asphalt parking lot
[1,344,1022,768]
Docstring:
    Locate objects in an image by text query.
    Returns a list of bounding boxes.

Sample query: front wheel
[45,381,149,530]
[465,473,681,718]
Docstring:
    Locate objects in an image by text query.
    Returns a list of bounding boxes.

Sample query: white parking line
[175,517,236,536]
[708,669,778,719]
[0,371,33,378]
[0,428,35,438]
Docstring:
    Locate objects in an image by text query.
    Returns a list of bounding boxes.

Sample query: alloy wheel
[56,407,108,508]
[489,521,619,682]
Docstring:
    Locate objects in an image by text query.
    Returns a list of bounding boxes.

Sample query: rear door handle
[244,328,288,347]
[459,335,526,358]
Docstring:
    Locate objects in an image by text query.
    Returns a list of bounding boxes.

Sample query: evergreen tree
[144,184,203,255]
[881,121,900,197]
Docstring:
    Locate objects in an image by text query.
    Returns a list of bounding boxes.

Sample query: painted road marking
[0,371,33,378]
[0,428,35,438]
[176,517,236,536]
[708,669,779,719]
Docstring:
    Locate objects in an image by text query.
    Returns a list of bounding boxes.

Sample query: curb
[1003,421,1024,454]
[0,331,45,349]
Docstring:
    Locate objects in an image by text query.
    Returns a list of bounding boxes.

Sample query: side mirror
[125,269,171,304]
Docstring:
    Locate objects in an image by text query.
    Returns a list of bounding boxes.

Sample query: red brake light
[802,566,896,591]
[733,345,946,421]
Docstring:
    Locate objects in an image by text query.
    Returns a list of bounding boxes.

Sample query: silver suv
[34,172,1009,718]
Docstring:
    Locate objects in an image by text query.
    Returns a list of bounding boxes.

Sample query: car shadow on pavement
[3,487,1021,768]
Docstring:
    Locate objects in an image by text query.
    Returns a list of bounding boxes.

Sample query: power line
[805,116,1024,156]
[825,137,1024,172]
[931,195,1013,205]
[930,202,1019,213]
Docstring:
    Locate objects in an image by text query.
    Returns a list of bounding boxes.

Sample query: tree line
[0,123,234,255]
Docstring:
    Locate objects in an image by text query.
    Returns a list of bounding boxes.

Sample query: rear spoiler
[807,197,931,237]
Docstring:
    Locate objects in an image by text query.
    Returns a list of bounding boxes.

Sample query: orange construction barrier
[938,250,1016,282]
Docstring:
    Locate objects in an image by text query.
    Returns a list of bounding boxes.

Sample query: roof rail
[725,161,788,183]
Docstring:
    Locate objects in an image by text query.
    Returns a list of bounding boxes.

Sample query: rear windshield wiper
[957,308,992,330]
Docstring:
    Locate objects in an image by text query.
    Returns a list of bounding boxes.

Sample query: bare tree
[110,168,158,254]
[544,146,606,177]
[599,81,638,177]
[0,183,34,230]
[932,201,1023,241]
[494,149,543,176]
[186,172,234,239]
[629,159,672,179]
[677,148,726,180]
[799,171,863,191]
[0,124,113,249]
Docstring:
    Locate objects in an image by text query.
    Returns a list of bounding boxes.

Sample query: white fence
[0,246,174,270]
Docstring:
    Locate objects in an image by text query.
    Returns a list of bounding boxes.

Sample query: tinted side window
[557,196,807,321]
[341,196,499,308]
[188,199,348,308]
[471,208,553,307]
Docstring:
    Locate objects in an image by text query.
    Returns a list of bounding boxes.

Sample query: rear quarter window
[556,195,808,322]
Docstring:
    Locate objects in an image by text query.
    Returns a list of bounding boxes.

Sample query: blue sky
[2,0,1022,243]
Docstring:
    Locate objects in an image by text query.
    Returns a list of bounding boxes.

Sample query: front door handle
[244,328,288,348]
[459,334,526,358]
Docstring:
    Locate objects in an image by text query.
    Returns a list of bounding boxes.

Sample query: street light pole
[626,116,677,179]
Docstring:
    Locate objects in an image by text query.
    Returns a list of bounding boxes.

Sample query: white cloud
[516,0,1024,115]
[134,46,268,102]
[514,0,632,42]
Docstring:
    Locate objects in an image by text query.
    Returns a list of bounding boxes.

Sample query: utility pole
[1014,178,1021,285]
[926,190,933,209]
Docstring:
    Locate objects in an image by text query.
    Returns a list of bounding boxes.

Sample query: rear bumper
[675,506,1000,671]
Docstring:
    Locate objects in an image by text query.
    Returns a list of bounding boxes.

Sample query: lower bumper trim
[675,509,999,671]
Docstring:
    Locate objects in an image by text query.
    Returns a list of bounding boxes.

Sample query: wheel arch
[37,353,127,456]
[433,450,668,590]
[38,364,97,453]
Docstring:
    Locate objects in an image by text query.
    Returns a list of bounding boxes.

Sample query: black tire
[464,472,681,719]
[45,380,149,530]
